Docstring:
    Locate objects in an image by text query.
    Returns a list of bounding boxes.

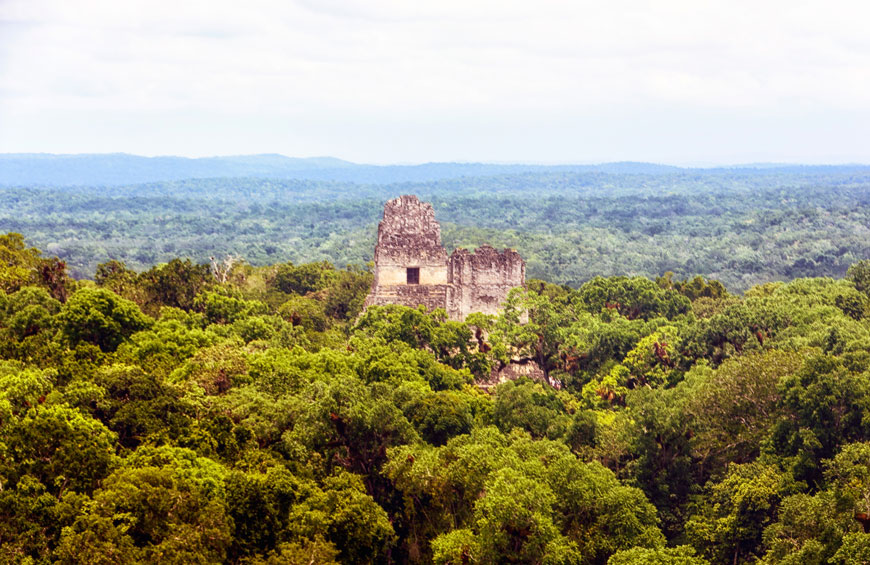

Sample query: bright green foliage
[488,287,576,381]
[322,267,373,320]
[493,378,573,440]
[353,304,481,373]
[247,346,354,395]
[619,326,682,387]
[0,233,43,294]
[824,442,870,520]
[761,491,850,564]
[0,287,64,364]
[6,237,870,563]
[488,285,680,389]
[470,467,582,564]
[354,339,471,391]
[578,276,691,321]
[2,403,118,494]
[583,326,683,404]
[115,315,218,378]
[57,449,231,564]
[195,289,269,325]
[287,470,396,564]
[246,536,340,565]
[682,301,785,364]
[0,234,74,303]
[432,528,479,564]
[171,340,250,395]
[225,461,393,563]
[287,374,418,482]
[2,286,61,341]
[608,545,710,565]
[687,462,796,564]
[831,533,870,564]
[386,428,663,564]
[0,361,54,412]
[279,295,330,332]
[564,313,653,378]
[231,314,288,344]
[0,476,88,564]
[58,287,152,351]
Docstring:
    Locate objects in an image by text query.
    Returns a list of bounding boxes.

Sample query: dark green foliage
[658,272,728,301]
[87,364,190,449]
[278,295,330,332]
[403,390,473,446]
[139,258,212,312]
[273,260,334,295]
[847,260,870,293]
[322,267,373,320]
[769,355,870,487]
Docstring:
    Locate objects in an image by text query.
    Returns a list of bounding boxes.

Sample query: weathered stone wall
[373,195,447,272]
[376,265,448,286]
[477,360,547,390]
[365,284,450,313]
[365,195,450,312]
[364,195,525,320]
[447,245,526,319]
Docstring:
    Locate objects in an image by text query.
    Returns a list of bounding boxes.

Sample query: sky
[1,0,869,164]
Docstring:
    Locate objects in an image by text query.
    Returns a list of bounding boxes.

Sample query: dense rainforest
[5,231,870,564]
[3,164,870,292]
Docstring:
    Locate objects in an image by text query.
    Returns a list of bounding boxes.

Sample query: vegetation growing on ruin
[4,233,870,563]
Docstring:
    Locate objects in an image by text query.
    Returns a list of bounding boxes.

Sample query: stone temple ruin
[364,195,525,320]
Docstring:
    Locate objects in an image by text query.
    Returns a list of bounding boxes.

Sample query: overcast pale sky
[1,0,868,164]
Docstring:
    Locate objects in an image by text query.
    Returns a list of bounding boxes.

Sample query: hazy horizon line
[3,151,869,169]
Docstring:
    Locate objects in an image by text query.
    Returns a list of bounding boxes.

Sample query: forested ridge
[3,165,870,292]
[5,231,870,563]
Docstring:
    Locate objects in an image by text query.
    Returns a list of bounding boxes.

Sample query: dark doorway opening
[407,267,420,284]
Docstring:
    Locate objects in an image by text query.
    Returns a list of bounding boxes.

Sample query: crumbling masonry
[364,195,525,320]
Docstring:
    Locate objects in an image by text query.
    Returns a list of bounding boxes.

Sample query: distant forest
[2,156,870,292]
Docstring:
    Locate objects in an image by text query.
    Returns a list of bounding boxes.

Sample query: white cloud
[0,0,868,162]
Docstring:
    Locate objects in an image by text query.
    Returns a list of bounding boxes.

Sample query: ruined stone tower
[364,195,525,320]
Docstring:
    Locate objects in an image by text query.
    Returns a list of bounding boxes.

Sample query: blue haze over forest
[2,153,866,187]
